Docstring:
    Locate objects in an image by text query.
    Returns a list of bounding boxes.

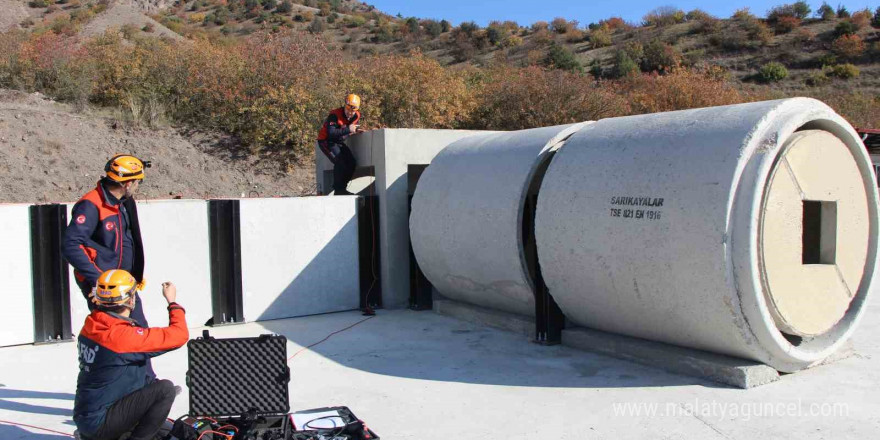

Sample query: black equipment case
[182,330,379,440]
[184,330,291,440]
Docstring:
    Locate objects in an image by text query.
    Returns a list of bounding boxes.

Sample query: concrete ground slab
[433,298,534,337]
[1,302,878,439]
[433,296,780,389]
[561,327,780,389]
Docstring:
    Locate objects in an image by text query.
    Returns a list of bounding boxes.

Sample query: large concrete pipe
[535,98,878,372]
[410,123,589,317]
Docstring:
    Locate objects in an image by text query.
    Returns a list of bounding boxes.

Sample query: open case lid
[186,330,290,417]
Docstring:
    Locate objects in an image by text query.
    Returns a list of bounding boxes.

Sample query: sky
[365,0,878,26]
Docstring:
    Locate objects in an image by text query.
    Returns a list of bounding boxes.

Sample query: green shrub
[817,2,835,20]
[641,39,681,73]
[308,18,324,33]
[345,15,366,28]
[589,27,612,48]
[643,6,685,26]
[816,53,838,67]
[28,0,50,7]
[768,2,811,21]
[545,44,582,73]
[589,59,603,79]
[835,20,859,36]
[825,63,859,79]
[276,0,292,14]
[613,50,639,78]
[423,19,441,37]
[758,62,788,82]
[685,9,712,21]
[837,5,850,18]
[804,70,830,86]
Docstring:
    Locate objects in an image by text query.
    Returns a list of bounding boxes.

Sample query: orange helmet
[345,94,361,112]
[94,270,138,307]
[105,154,150,183]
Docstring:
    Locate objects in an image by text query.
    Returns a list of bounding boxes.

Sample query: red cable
[0,420,74,437]
[197,430,232,440]
[288,316,375,361]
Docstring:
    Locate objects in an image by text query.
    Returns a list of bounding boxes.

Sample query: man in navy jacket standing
[63,155,152,374]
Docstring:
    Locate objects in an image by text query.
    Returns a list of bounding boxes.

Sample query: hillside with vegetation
[0,0,878,173]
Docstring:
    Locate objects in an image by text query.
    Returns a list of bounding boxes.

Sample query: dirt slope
[0,89,314,204]
[81,3,183,40]
[0,0,30,32]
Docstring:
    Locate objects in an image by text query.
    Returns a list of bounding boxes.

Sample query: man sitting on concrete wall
[73,271,188,440]
[317,94,365,195]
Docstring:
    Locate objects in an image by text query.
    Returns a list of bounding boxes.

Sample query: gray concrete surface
[316,129,495,308]
[65,200,216,334]
[239,197,361,321]
[0,204,34,346]
[434,297,534,337]
[410,124,587,318]
[561,327,780,389]
[433,296,779,389]
[1,299,878,439]
[535,98,879,372]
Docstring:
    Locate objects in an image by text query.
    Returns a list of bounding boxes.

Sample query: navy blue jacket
[73,304,187,435]
[62,181,145,294]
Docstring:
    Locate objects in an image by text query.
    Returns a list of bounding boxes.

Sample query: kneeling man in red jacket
[73,270,188,440]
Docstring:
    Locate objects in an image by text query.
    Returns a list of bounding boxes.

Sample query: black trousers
[83,379,176,440]
[319,141,357,194]
[78,280,155,380]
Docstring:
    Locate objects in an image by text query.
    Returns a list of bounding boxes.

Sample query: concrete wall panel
[68,200,214,332]
[239,197,360,321]
[0,204,34,346]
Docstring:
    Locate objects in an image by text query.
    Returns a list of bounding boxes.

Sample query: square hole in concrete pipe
[802,200,837,265]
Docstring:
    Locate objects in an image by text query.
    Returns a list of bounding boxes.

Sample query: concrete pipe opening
[410,123,589,317]
[535,98,878,372]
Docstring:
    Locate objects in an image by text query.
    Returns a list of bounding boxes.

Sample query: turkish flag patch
[105,222,115,231]
[76,215,86,224]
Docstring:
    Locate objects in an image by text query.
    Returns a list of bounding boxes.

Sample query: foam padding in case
[187,333,290,417]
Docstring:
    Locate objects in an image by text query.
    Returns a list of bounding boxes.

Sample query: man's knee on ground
[156,379,176,400]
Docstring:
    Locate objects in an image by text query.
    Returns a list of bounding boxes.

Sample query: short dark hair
[100,304,128,314]
[102,177,124,190]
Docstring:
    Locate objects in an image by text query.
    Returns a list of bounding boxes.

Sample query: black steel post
[525,194,565,345]
[30,204,72,343]
[208,200,244,325]
[408,165,434,310]
[358,195,382,309]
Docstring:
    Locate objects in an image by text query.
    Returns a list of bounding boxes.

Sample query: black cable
[302,415,355,437]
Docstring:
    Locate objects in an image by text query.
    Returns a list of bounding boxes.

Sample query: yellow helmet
[345,94,361,111]
[105,154,150,183]
[94,270,137,307]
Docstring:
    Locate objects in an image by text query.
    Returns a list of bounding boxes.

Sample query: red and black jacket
[317,107,360,145]
[62,181,145,294]
[73,303,188,435]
